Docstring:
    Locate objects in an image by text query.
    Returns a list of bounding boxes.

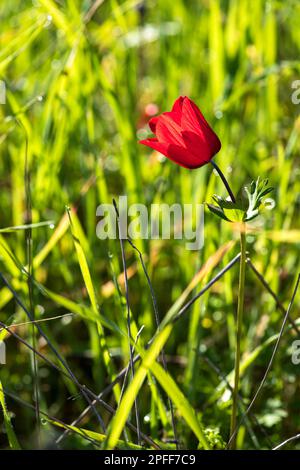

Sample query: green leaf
[149,361,210,449]
[223,207,246,222]
[105,324,173,449]
[209,195,249,222]
[207,204,229,221]
[0,381,21,449]
[0,221,54,233]
[67,207,120,400]
[67,208,99,315]
[105,323,210,450]
[48,418,144,450]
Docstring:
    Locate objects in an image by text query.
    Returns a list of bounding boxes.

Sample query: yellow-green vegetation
[0,0,300,450]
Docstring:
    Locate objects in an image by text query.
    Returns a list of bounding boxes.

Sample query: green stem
[229,223,246,450]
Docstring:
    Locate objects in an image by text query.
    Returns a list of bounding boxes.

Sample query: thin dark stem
[229,224,246,449]
[3,388,104,450]
[56,253,241,441]
[200,354,273,449]
[162,253,241,327]
[18,118,41,445]
[273,433,300,450]
[210,160,236,203]
[227,273,300,448]
[113,200,142,445]
[0,273,106,433]
[0,320,159,449]
[126,237,179,448]
[118,326,144,443]
[247,259,300,336]
[84,0,104,23]
[119,327,144,404]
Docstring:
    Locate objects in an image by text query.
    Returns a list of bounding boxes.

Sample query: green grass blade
[105,324,173,449]
[0,381,21,449]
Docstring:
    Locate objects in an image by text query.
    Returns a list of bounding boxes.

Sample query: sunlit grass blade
[0,221,54,233]
[49,418,143,450]
[66,207,120,399]
[149,361,210,450]
[105,324,173,449]
[0,381,21,449]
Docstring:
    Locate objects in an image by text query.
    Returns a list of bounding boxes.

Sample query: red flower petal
[186,97,210,128]
[139,138,169,157]
[167,144,206,169]
[163,110,182,126]
[208,131,221,156]
[181,130,210,162]
[182,98,221,156]
[171,96,185,114]
[155,114,185,146]
[149,111,181,134]
[149,116,159,133]
[181,97,206,134]
[139,96,221,168]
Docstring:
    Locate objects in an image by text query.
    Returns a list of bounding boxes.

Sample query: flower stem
[229,222,246,449]
[210,160,236,203]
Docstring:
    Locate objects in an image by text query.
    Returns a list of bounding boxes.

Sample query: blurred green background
[0,0,300,450]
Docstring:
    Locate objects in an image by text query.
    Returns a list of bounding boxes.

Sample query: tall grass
[0,0,300,450]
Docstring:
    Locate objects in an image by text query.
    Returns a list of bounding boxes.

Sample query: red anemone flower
[139,96,221,169]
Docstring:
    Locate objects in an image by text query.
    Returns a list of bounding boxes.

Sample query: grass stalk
[229,222,246,449]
